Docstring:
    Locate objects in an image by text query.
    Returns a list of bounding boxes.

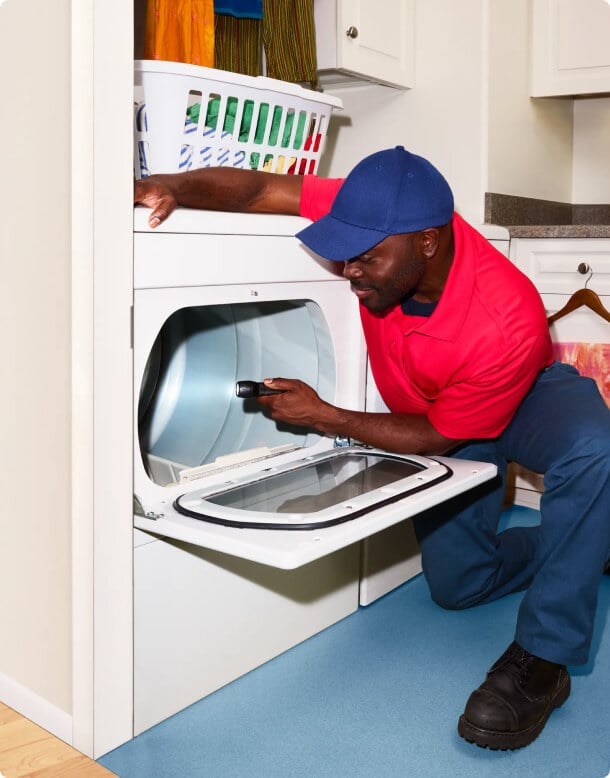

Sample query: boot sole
[457,674,571,750]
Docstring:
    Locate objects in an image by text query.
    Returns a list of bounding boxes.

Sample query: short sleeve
[299,175,344,221]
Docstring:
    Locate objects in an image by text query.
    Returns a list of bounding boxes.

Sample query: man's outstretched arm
[258,378,465,456]
[134,168,304,227]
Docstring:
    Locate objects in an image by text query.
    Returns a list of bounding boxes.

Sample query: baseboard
[0,670,72,745]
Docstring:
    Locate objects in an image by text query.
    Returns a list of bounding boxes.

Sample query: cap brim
[296,214,388,262]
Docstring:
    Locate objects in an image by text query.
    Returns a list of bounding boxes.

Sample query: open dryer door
[135,444,495,570]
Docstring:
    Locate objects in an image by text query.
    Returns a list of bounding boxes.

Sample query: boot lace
[500,642,535,681]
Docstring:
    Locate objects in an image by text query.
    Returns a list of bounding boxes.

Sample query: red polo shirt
[299,174,554,439]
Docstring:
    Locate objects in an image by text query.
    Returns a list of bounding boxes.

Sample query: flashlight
[235,380,286,398]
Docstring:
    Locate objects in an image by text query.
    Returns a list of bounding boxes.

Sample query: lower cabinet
[508,238,610,507]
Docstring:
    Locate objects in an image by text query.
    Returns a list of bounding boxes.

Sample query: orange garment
[145,0,214,67]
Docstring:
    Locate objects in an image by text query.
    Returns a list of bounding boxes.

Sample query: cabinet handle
[577,262,591,274]
[346,26,359,39]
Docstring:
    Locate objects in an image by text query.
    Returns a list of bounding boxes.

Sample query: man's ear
[416,228,441,258]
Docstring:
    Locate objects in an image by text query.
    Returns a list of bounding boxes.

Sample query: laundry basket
[134,60,342,179]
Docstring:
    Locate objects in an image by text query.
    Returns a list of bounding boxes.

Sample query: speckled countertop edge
[485,193,610,239]
[504,224,610,238]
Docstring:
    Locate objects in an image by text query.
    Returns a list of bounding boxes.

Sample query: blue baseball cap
[296,146,454,261]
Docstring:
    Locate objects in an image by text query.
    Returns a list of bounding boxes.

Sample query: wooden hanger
[547,274,610,325]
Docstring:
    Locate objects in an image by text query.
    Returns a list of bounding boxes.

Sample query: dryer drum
[138,299,336,485]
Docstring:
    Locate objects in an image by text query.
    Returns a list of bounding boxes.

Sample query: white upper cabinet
[315,0,415,89]
[531,0,610,96]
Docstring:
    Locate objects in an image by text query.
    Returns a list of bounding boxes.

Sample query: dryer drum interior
[137,298,336,486]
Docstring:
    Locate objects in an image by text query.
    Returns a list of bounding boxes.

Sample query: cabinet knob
[577,262,591,274]
[346,26,359,39]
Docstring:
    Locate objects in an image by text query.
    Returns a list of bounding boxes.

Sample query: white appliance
[478,222,510,256]
[132,207,497,733]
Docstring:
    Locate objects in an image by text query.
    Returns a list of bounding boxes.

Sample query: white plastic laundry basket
[134,60,342,179]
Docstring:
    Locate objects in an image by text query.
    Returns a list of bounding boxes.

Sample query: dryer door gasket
[173,448,452,530]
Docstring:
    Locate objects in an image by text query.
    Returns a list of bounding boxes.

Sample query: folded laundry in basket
[185,97,308,172]
[135,95,315,176]
[182,115,246,170]
[135,101,246,175]
[187,97,307,151]
[288,131,321,176]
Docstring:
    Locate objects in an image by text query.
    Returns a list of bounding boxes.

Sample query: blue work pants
[412,362,610,666]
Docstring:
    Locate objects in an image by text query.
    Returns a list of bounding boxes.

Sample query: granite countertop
[485,193,610,239]
[504,224,610,238]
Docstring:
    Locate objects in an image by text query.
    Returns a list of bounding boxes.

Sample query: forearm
[138,168,302,216]
[314,404,464,456]
[259,379,463,456]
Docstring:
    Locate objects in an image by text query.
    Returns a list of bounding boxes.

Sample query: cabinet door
[531,0,610,97]
[508,238,610,506]
[509,238,610,294]
[316,0,415,89]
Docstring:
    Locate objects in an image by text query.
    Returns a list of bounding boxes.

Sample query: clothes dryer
[131,206,497,733]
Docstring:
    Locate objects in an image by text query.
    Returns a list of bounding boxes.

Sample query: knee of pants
[422,562,488,611]
[429,589,471,611]
[560,431,610,477]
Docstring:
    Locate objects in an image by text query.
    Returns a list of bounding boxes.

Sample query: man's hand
[134,167,303,227]
[256,378,328,429]
[134,175,178,228]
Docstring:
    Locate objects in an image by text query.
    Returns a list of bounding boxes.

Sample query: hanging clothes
[214,14,262,76]
[213,0,263,75]
[213,0,263,17]
[262,0,317,88]
[214,0,318,85]
[144,0,215,67]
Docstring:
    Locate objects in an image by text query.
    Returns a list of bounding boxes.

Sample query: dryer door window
[174,448,452,529]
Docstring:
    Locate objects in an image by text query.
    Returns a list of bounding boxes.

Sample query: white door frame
[71,0,135,758]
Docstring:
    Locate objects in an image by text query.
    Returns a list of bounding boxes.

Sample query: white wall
[0,0,72,714]
[320,0,489,224]
[573,97,610,203]
[487,0,573,202]
[319,0,580,218]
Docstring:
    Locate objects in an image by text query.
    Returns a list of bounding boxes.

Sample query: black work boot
[457,641,570,750]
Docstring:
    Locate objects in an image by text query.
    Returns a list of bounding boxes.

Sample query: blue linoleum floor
[99,506,610,778]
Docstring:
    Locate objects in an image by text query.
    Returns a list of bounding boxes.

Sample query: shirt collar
[396,213,476,341]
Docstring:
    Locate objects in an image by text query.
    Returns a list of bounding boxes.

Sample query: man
[134,147,610,750]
